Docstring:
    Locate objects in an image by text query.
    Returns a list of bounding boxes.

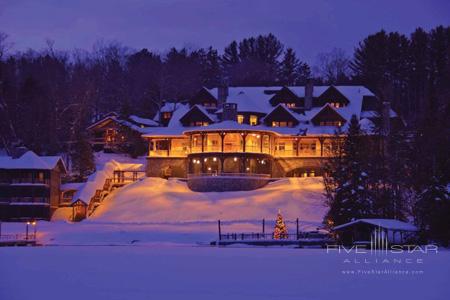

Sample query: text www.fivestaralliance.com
[341,269,424,276]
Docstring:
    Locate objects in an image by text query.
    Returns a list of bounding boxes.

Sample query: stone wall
[188,176,270,192]
[272,157,326,177]
[146,157,187,178]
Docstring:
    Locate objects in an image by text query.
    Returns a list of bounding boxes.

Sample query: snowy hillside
[90,177,327,230]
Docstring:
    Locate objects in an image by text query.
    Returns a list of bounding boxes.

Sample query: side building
[142,84,401,192]
[0,151,67,221]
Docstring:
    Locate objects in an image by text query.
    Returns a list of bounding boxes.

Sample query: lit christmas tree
[273,209,288,239]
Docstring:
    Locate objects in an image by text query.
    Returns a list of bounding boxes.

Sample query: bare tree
[314,48,352,84]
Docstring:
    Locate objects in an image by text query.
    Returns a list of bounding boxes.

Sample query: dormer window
[272,121,294,127]
[250,115,258,126]
[162,112,172,120]
[319,121,343,126]
[286,103,297,108]
[190,121,209,126]
[329,102,344,108]
[203,102,216,108]
[237,115,244,124]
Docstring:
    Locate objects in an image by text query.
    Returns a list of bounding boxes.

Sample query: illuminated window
[237,114,244,124]
[204,102,216,108]
[286,103,296,108]
[329,102,344,108]
[272,121,294,127]
[190,121,209,126]
[162,112,172,119]
[319,121,342,126]
[250,115,258,126]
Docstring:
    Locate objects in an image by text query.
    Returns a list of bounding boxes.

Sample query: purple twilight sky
[0,0,449,63]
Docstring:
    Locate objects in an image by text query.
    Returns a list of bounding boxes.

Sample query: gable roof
[311,104,347,125]
[179,105,215,125]
[0,151,67,172]
[263,104,300,125]
[269,86,302,106]
[190,87,218,105]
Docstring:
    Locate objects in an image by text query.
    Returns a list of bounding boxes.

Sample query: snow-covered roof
[208,87,277,113]
[128,115,159,127]
[142,85,396,138]
[333,219,418,231]
[0,151,67,172]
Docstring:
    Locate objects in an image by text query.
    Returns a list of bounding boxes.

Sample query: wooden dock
[0,234,38,247]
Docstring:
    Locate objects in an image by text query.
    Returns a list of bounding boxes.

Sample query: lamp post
[26,221,30,240]
[31,220,37,239]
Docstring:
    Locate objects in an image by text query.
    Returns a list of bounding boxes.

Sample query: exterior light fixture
[233,157,237,162]
[246,167,250,171]
[213,157,217,162]
[204,158,207,162]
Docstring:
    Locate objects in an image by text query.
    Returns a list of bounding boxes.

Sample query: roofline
[333,219,418,231]
[86,116,117,130]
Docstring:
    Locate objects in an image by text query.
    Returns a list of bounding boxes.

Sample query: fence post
[296,218,299,240]
[218,220,222,241]
[262,218,265,235]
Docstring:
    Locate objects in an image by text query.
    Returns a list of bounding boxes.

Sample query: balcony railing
[188,173,271,178]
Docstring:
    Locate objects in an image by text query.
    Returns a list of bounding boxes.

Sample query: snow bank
[90,177,327,231]
[72,157,144,205]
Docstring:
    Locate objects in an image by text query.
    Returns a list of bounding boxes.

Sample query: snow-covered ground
[91,177,327,230]
[1,245,449,300]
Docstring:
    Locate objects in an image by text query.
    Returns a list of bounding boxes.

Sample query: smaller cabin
[71,199,87,222]
[333,219,418,246]
[87,113,157,152]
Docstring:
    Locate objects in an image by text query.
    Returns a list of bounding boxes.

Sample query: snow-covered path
[1,246,449,300]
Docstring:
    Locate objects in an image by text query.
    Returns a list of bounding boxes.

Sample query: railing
[149,150,189,157]
[188,173,271,178]
[219,232,330,241]
[0,234,36,241]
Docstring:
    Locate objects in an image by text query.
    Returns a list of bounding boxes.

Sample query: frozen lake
[1,245,449,300]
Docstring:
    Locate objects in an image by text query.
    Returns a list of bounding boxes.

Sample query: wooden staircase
[87,178,113,217]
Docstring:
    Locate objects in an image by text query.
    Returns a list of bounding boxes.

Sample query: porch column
[242,133,247,152]
[166,138,170,157]
[296,138,300,157]
[220,132,225,153]
[148,138,152,156]
[201,133,205,153]
[319,137,325,157]
[260,134,263,153]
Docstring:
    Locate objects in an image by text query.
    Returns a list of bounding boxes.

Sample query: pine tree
[70,131,95,180]
[273,209,288,239]
[278,48,311,85]
[324,115,373,226]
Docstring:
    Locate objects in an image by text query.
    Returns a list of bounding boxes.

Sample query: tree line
[0,27,448,243]
[323,26,450,245]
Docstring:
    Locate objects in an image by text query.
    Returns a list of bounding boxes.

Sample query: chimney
[222,103,237,121]
[305,79,313,110]
[217,86,229,108]
[382,101,391,136]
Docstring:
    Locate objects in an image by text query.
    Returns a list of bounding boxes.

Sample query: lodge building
[142,84,400,191]
[0,151,67,221]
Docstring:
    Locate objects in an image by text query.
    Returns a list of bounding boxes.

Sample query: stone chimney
[305,79,313,110]
[217,86,229,109]
[382,101,391,136]
[222,103,237,121]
